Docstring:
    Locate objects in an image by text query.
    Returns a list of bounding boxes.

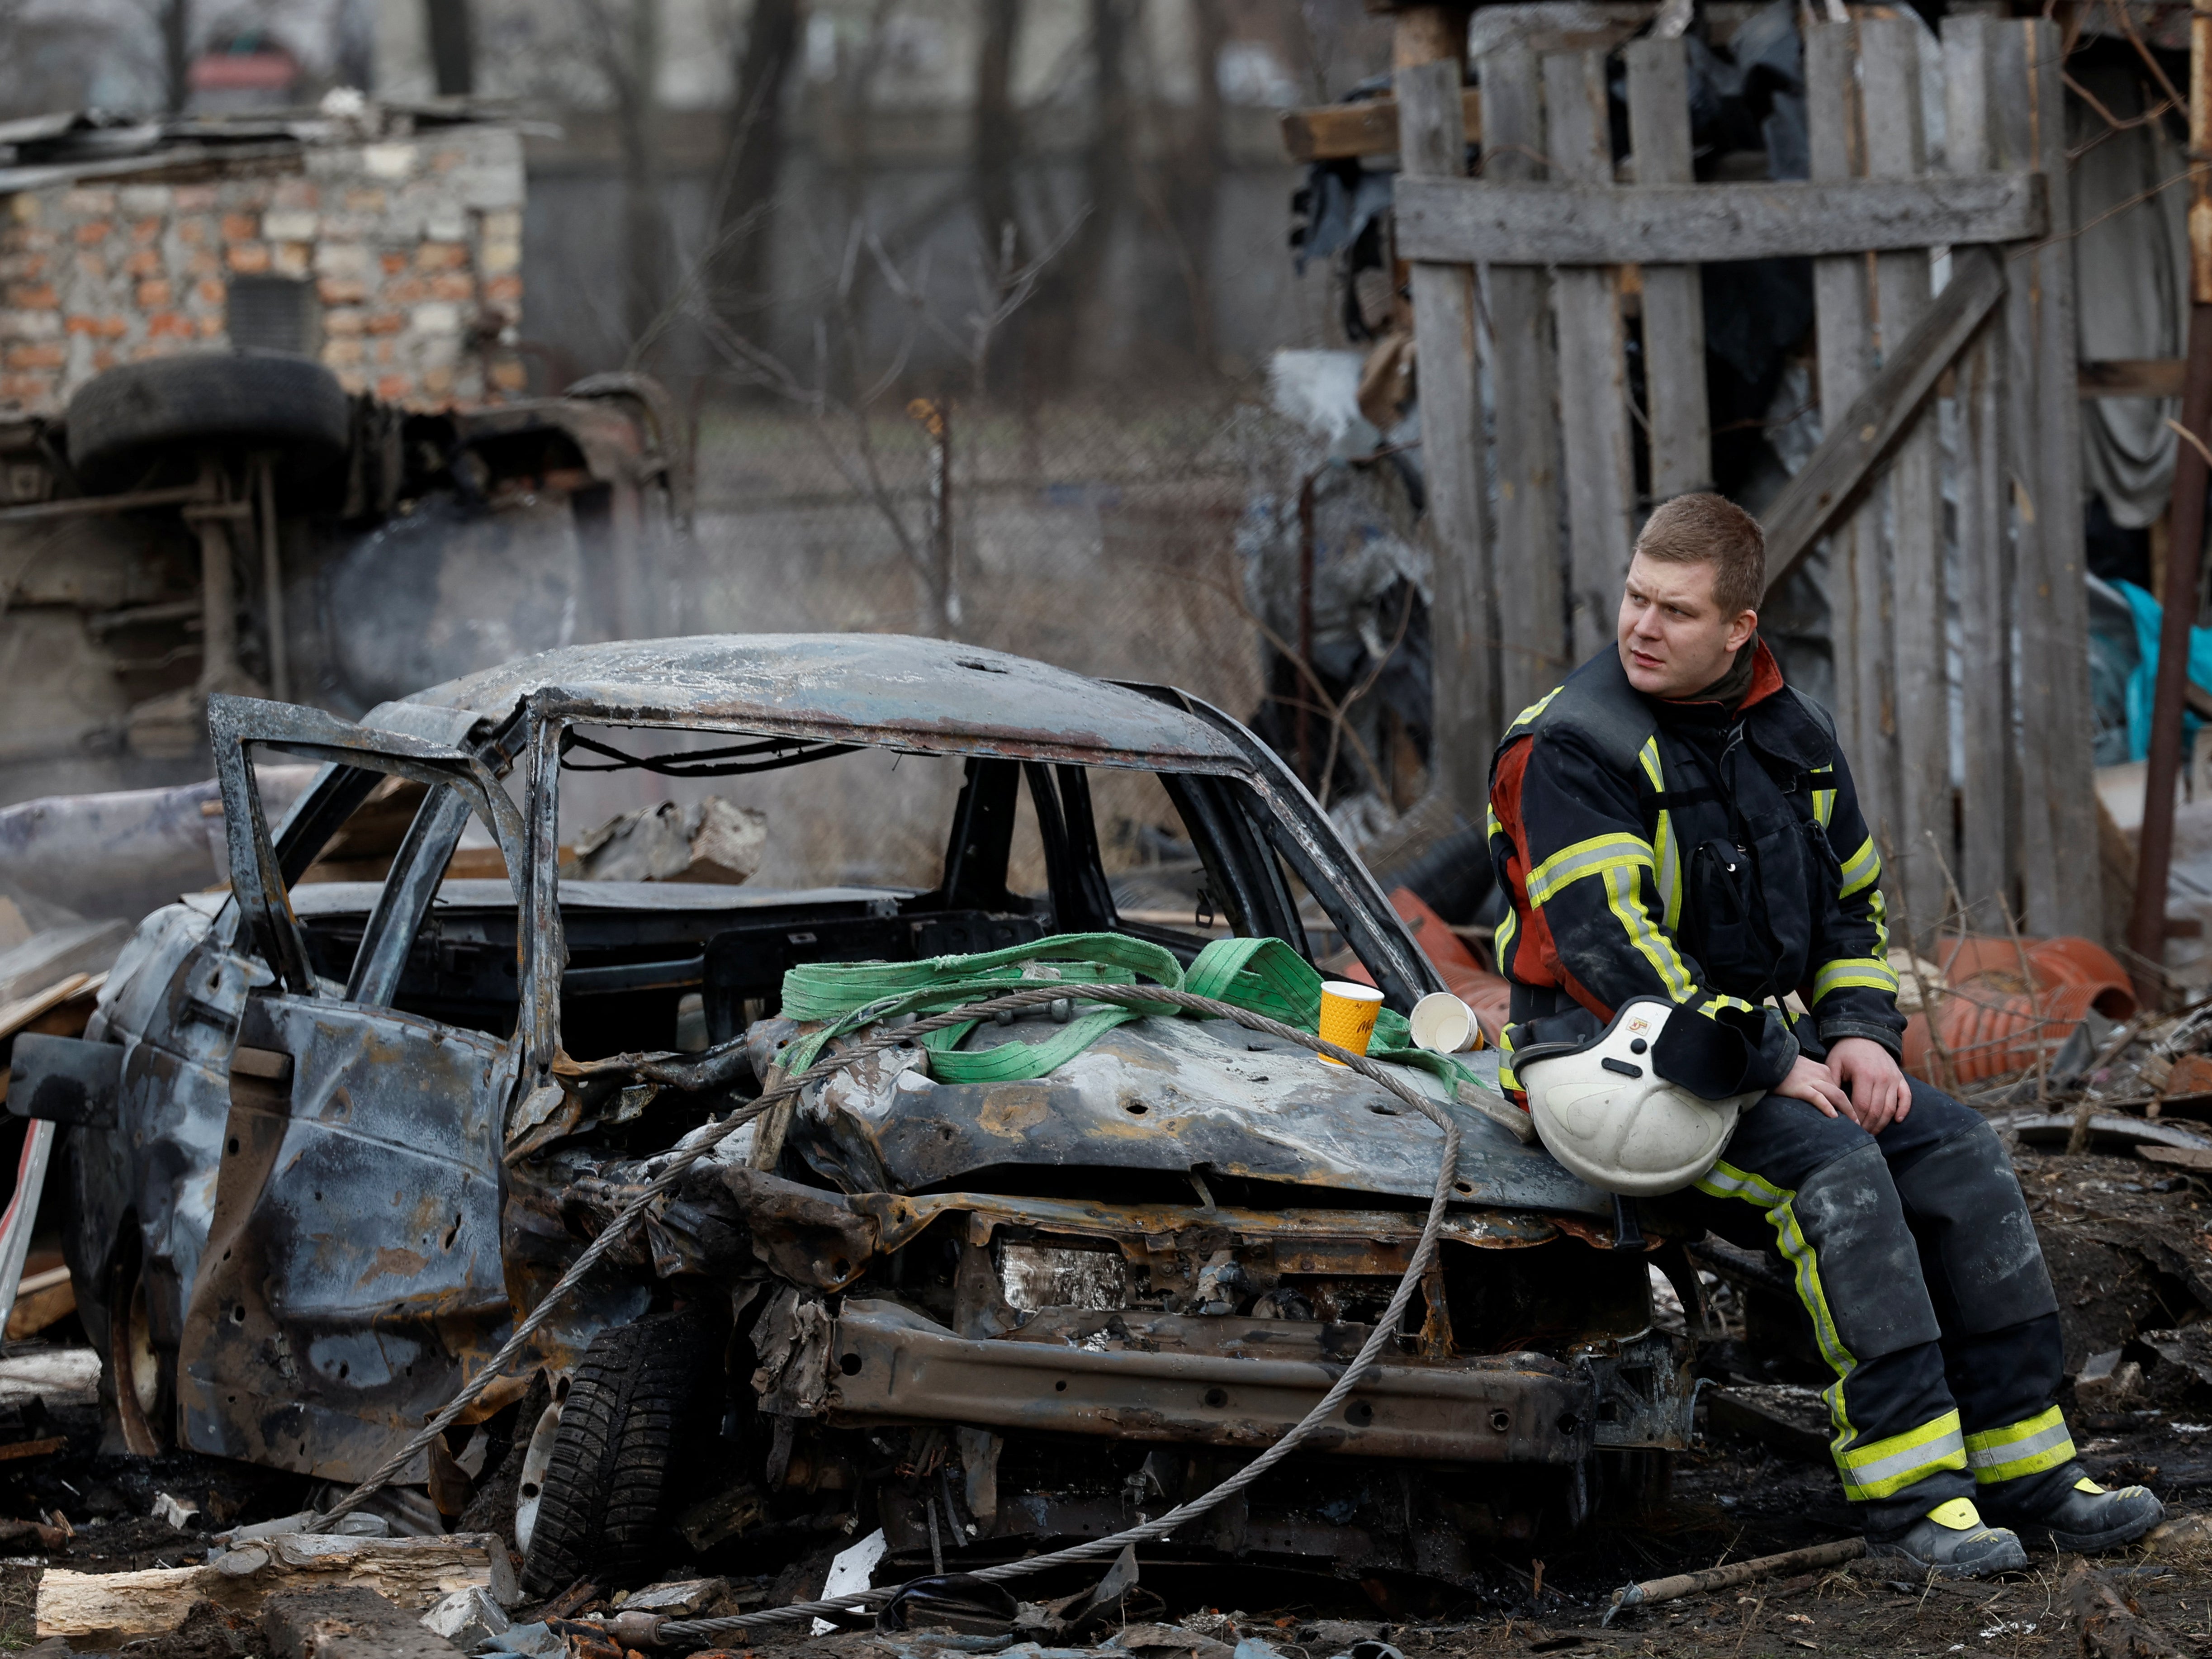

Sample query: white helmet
[1515,997,1767,1196]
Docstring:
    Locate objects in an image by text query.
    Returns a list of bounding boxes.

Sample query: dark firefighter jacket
[1487,640,1906,1095]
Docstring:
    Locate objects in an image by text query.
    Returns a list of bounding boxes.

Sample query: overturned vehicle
[14,636,1696,1597]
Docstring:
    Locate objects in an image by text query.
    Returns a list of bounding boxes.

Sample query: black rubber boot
[1980,1469,2165,1553]
[1866,1498,2029,1579]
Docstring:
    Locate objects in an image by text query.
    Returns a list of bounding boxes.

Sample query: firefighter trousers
[1687,1079,2075,1532]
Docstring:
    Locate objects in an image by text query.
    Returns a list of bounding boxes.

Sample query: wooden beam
[1398,57,1499,812]
[1280,89,1482,161]
[1546,48,1639,661]
[1865,16,1950,953]
[2015,16,2100,939]
[1393,171,2047,264]
[1806,20,1888,855]
[1762,245,2008,596]
[1625,38,1710,501]
[1945,12,2016,928]
[1482,44,1568,715]
[2080,358,2189,398]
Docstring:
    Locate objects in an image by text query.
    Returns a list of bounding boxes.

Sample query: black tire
[519,1310,721,1597]
[65,351,351,484]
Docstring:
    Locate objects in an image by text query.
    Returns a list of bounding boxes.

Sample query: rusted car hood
[786,1013,1608,1216]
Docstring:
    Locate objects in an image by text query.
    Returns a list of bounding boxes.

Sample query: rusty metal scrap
[827,1296,1593,1462]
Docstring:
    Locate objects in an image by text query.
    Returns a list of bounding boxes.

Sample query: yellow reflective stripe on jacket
[1494,905,1518,967]
[1696,991,1759,1018]
[1814,787,1837,827]
[1837,1410,1968,1501]
[1865,883,1891,959]
[1813,956,1900,1002]
[1637,735,1683,930]
[1497,1022,1520,1094]
[1964,1406,2076,1484]
[1603,864,1694,1000]
[1838,836,1882,898]
[1526,834,1654,905]
[1508,686,1565,737]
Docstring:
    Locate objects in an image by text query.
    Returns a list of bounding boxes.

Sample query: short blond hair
[1634,493,1765,619]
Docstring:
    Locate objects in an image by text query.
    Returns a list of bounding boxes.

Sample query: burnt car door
[176,697,531,1483]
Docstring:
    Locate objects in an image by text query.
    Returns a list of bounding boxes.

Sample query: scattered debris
[2057,1559,2189,1658]
[37,1532,518,1644]
[261,1585,473,1659]
[7,1263,76,1341]
[2079,1350,2147,1407]
[419,1586,509,1649]
[1603,1538,1867,1623]
[152,1493,202,1531]
[1703,1384,1830,1463]
[0,921,129,1006]
[564,797,768,885]
[813,1532,888,1635]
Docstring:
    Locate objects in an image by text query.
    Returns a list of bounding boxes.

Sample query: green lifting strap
[777,931,1491,1095]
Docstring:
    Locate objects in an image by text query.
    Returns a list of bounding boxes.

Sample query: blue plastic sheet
[2115,580,2212,760]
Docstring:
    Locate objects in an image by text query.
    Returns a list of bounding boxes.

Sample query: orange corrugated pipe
[1902,982,2106,1085]
[1933,935,2136,1021]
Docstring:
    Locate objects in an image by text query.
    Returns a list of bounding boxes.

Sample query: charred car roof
[393,635,1254,769]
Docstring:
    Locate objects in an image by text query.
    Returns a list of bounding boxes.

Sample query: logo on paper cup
[1318,980,1385,1066]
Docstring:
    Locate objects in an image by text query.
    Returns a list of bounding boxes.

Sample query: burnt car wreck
[10,635,1696,1600]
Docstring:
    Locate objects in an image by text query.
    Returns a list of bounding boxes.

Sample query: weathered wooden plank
[1481,44,1568,716]
[1988,21,2053,927]
[2080,359,2189,398]
[1761,254,2005,594]
[1544,48,1638,662]
[1398,58,1498,811]
[1623,38,1709,501]
[2018,18,2101,938]
[1861,17,1948,948]
[1805,20,1890,857]
[1279,88,1483,161]
[1944,12,2015,928]
[1392,172,2047,265]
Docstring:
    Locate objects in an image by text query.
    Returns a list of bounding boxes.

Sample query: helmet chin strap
[1610,1193,1645,1251]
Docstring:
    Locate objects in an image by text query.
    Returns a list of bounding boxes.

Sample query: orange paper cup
[1318,980,1385,1066]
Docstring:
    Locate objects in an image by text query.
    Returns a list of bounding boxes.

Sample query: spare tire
[66,351,351,484]
[518,1309,723,1597]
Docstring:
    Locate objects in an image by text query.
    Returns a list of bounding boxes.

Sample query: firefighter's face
[1616,553,1758,698]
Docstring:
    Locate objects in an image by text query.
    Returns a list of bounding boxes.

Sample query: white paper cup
[1408,991,1478,1054]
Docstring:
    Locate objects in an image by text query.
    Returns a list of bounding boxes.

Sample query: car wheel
[513,1390,564,1555]
[518,1310,720,1597]
[65,351,351,486]
[106,1251,167,1456]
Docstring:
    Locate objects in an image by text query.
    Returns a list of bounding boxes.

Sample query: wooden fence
[1399,15,2100,944]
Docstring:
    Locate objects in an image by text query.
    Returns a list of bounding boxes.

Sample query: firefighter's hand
[1775,1054,1852,1119]
[1828,1036,1912,1132]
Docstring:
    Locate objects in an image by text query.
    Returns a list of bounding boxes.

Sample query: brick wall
[0,124,527,416]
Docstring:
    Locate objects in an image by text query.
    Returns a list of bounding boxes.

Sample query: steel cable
[300,983,1467,1649]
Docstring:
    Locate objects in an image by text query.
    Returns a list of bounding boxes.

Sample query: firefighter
[1488,493,2161,1577]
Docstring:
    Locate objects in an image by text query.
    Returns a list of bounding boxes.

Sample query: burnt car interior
[273,729,1336,1068]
